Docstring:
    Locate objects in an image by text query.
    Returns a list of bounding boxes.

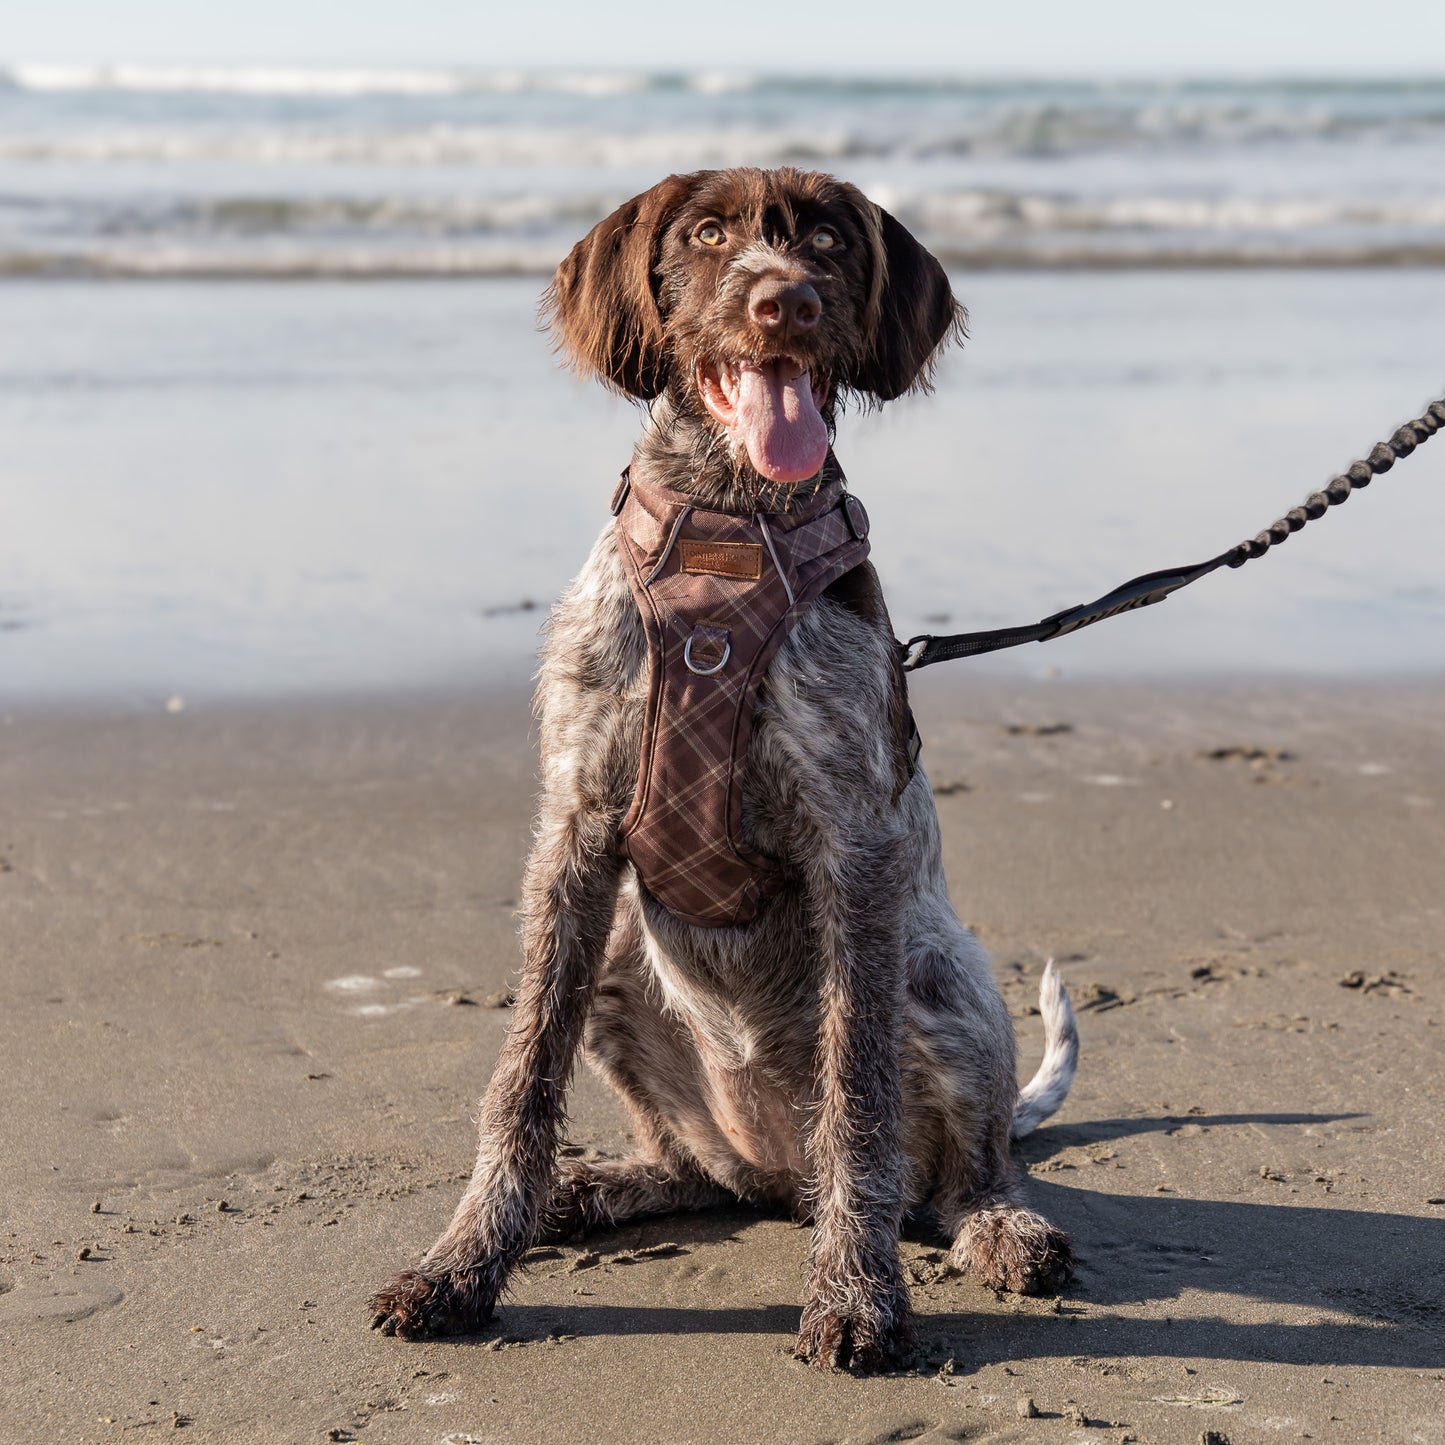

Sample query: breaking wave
[7,113,1445,168]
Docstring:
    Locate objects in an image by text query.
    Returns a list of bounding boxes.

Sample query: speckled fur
[369,168,1075,1369]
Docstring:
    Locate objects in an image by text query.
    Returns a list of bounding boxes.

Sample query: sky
[5,0,1445,76]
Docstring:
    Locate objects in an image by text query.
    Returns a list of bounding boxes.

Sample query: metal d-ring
[683,633,730,676]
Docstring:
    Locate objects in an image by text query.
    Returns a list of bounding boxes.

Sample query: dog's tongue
[733,361,828,484]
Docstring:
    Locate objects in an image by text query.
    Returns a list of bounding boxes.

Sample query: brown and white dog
[369,166,1078,1371]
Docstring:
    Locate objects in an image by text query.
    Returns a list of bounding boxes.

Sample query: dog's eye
[696,223,726,247]
[812,228,839,252]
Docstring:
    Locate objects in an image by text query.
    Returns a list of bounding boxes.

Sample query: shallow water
[2,269,1443,702]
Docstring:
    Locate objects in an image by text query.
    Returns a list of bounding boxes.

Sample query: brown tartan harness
[613,464,873,928]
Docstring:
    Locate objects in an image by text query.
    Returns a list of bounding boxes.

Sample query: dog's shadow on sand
[434,1112,1445,1371]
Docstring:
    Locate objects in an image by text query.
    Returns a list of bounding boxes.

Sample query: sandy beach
[2,673,1442,1444]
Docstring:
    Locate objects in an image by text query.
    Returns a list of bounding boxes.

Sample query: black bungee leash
[900,393,1445,672]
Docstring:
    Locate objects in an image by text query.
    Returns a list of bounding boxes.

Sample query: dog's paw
[795,1297,913,1373]
[952,1206,1074,1296]
[368,1265,499,1340]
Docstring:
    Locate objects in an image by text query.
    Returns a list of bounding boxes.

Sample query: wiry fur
[370,168,1076,1371]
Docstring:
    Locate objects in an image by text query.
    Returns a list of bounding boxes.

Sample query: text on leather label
[677,540,763,580]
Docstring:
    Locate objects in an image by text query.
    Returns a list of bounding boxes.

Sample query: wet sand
[1,676,1442,1444]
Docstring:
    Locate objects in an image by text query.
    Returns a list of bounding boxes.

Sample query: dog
[369,166,1078,1371]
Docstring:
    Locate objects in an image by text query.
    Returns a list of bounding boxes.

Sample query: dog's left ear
[844,193,964,402]
[542,173,697,400]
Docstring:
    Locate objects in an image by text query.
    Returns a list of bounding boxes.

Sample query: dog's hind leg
[924,1074,1074,1297]
[916,1109,1072,1293]
[911,943,1075,1296]
[537,1157,728,1242]
[942,1189,1075,1296]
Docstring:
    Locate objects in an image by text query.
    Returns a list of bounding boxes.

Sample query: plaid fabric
[615,464,871,927]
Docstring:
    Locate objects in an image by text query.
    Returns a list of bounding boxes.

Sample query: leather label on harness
[677,539,763,580]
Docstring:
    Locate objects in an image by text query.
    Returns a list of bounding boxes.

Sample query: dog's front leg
[795,829,912,1372]
[370,795,621,1340]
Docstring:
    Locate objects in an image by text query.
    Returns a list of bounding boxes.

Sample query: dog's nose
[749,278,821,339]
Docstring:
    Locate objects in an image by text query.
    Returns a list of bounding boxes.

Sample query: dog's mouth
[697,357,830,485]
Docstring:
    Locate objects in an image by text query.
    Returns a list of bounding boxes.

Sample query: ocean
[1,66,1443,700]
[6,66,1445,275]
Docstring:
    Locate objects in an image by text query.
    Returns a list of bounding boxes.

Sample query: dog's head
[543,167,964,484]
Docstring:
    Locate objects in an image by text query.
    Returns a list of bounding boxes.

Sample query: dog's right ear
[542,174,696,400]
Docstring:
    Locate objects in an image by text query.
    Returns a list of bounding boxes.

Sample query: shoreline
[7,663,1445,716]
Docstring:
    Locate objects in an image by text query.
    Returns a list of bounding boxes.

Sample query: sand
[1,676,1442,1444]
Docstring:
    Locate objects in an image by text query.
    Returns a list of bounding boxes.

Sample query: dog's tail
[1011,960,1079,1140]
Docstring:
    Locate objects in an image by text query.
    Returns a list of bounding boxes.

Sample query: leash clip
[901,636,930,671]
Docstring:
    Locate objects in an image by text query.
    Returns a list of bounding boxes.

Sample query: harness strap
[902,394,1445,672]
